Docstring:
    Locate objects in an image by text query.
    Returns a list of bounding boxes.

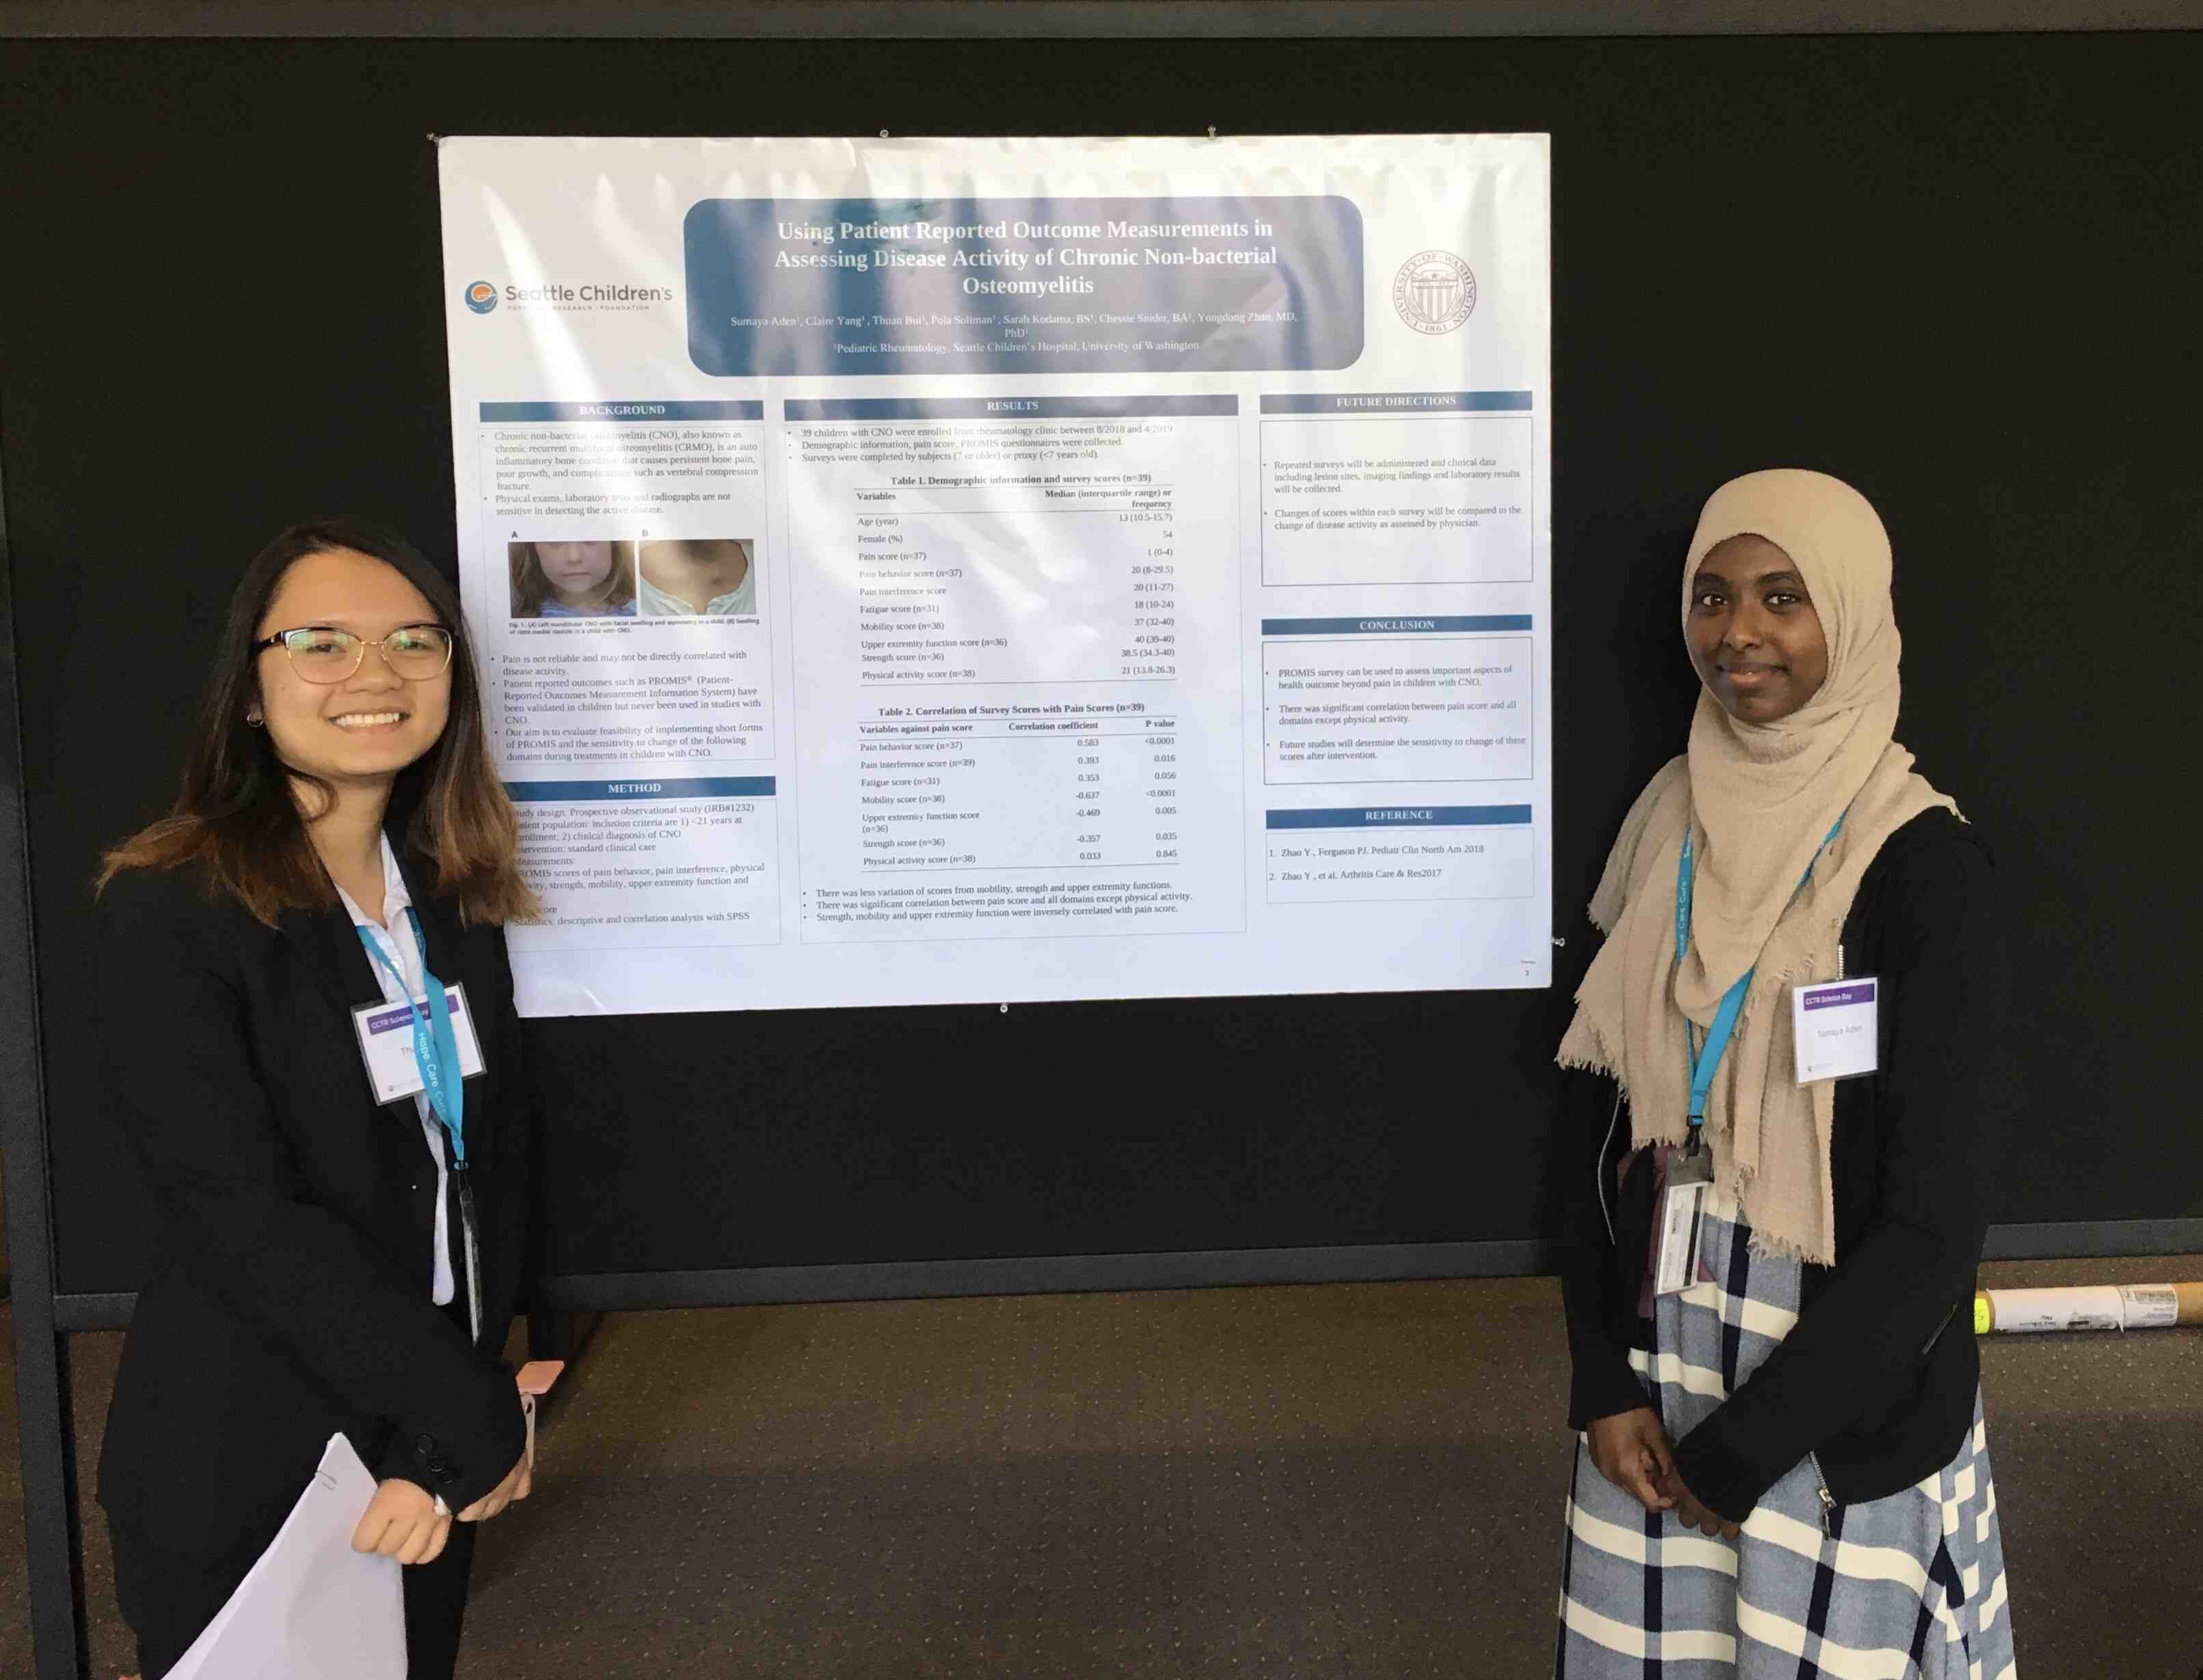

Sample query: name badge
[1792,976,1880,1084]
[1653,1142,1714,1297]
[351,983,488,1104]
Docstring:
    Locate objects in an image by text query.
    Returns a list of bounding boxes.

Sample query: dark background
[3,33,2197,1302]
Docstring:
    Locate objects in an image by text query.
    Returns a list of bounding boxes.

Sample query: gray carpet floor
[5,1254,2199,1677]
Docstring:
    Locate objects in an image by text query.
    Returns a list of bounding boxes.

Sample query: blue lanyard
[1674,812,1847,1135]
[357,908,465,1167]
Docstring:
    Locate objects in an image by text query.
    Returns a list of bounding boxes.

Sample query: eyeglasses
[253,624,455,684]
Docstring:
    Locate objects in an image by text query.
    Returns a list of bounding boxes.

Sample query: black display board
[5,31,2202,1322]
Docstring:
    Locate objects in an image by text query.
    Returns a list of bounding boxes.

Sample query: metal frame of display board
[2,456,94,1679]
[8,12,2203,1677]
[5,0,2203,40]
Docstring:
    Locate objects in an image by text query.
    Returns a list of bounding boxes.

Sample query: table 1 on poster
[437,133,1552,1015]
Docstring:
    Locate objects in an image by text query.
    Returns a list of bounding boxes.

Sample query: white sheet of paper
[1792,976,1880,1084]
[437,135,1556,1019]
[350,981,488,1103]
[161,1433,405,1680]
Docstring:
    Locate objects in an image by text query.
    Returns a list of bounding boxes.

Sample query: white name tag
[350,983,488,1104]
[1653,1178,1710,1297]
[1792,976,1880,1084]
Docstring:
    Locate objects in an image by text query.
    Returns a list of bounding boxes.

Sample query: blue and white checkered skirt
[1556,1189,2016,1679]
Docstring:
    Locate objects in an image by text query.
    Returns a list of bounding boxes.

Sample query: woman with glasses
[94,519,541,1679]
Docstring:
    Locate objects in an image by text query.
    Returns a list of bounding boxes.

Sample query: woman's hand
[1654,1463,1744,1539]
[351,1478,451,1565]
[457,1450,532,1524]
[1585,1407,1678,1514]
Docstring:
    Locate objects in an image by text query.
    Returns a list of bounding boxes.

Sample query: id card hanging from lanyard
[1654,812,1846,1297]
[358,911,484,1346]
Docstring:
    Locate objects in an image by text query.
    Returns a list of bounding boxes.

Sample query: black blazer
[94,855,534,1560]
[1558,808,2008,1521]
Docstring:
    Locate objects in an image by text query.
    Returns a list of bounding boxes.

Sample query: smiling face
[535,540,616,603]
[254,547,452,795]
[1684,533,1831,724]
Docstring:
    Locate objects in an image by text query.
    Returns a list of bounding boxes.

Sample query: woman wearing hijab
[1553,471,2015,1676]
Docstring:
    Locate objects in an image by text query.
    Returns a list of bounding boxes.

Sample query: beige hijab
[1557,469,1956,1264]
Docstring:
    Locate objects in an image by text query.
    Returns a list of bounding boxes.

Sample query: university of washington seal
[1391,251,1476,335]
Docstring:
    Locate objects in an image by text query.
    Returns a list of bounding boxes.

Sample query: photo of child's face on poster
[509,540,638,618]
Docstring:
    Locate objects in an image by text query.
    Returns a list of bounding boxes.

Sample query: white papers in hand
[161,1431,406,1680]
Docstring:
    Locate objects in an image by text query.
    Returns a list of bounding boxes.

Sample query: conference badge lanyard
[1656,814,1857,1297]
[350,909,488,1343]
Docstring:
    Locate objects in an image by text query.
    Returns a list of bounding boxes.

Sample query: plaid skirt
[1556,1189,2016,1679]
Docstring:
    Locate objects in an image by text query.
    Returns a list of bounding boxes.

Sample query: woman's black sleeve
[1557,1064,1653,1429]
[98,876,526,1511]
[1669,831,2004,1520]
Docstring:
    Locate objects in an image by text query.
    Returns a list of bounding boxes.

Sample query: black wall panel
[3,33,2197,1297]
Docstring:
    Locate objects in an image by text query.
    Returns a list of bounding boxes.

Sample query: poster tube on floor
[1973,1283,2203,1333]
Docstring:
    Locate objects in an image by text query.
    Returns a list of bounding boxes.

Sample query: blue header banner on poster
[1261,616,1533,635]
[1259,391,1533,414]
[685,197,1364,376]
[506,778,778,802]
[480,401,765,422]
[1264,805,1534,831]
[783,395,1239,421]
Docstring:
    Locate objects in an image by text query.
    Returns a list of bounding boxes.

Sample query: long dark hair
[99,519,540,926]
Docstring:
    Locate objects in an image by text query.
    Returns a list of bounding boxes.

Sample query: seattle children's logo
[463,280,499,315]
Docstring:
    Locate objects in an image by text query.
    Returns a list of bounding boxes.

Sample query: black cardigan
[1557,807,2007,1523]
[94,858,535,1558]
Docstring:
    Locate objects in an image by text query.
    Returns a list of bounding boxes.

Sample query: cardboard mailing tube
[1973,1282,2203,1333]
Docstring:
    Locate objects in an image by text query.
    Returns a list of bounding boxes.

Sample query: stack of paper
[162,1433,405,1679]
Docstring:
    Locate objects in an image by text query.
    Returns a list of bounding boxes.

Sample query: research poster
[437,135,1552,1015]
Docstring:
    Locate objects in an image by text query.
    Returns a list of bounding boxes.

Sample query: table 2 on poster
[437,134,1552,1014]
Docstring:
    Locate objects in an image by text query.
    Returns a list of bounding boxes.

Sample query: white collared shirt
[638,564,755,616]
[334,833,456,1308]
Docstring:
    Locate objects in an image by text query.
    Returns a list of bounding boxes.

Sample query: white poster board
[436,135,1551,1015]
